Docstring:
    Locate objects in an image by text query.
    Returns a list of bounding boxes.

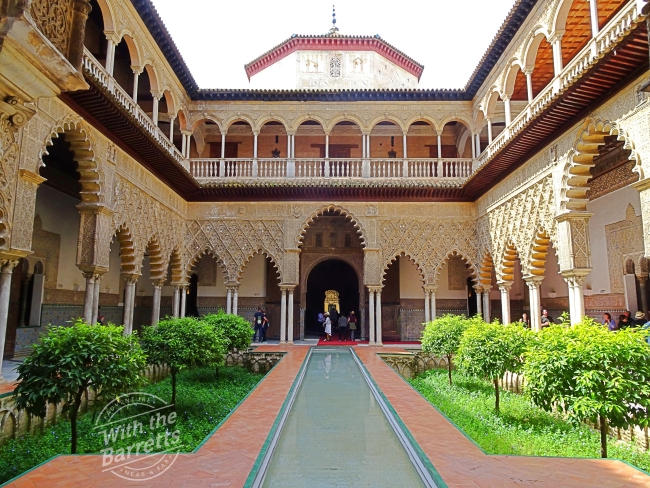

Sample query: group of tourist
[318,309,358,342]
[518,309,554,328]
[602,310,650,334]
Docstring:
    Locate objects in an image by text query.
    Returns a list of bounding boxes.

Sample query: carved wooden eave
[0,6,87,105]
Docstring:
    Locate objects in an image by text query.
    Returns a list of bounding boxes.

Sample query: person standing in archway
[253,307,264,343]
[338,313,348,341]
[348,311,357,341]
[323,312,332,341]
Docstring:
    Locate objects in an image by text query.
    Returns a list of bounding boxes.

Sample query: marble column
[482,285,492,322]
[0,260,17,380]
[498,282,512,325]
[503,95,512,127]
[232,287,239,316]
[563,273,587,325]
[525,71,533,104]
[226,287,232,314]
[92,274,102,325]
[180,286,187,318]
[287,287,295,344]
[82,272,96,324]
[368,288,375,345]
[552,36,563,75]
[325,134,329,159]
[437,134,442,159]
[105,38,116,75]
[525,278,543,331]
[122,275,138,334]
[169,115,175,142]
[487,118,493,144]
[151,280,164,326]
[132,70,140,103]
[375,288,383,346]
[475,286,483,317]
[429,287,437,321]
[172,285,180,318]
[588,0,599,38]
[280,287,287,343]
[424,289,430,323]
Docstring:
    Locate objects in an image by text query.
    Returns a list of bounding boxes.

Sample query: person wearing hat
[633,311,646,327]
[347,311,357,341]
[323,312,332,341]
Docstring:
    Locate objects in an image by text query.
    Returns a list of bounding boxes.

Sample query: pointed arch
[42,119,101,203]
[296,205,366,248]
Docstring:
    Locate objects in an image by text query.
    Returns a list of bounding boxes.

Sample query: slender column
[233,287,239,316]
[486,118,493,144]
[226,287,232,314]
[280,287,287,343]
[180,286,187,318]
[482,285,492,322]
[221,133,226,159]
[152,93,160,126]
[105,37,116,75]
[362,133,367,158]
[325,134,329,158]
[589,0,599,38]
[131,69,140,103]
[368,288,375,344]
[181,133,187,158]
[83,272,96,324]
[181,131,192,158]
[552,35,564,75]
[563,273,586,325]
[525,71,534,103]
[169,116,175,142]
[525,278,543,331]
[172,285,180,318]
[403,134,408,159]
[475,132,481,155]
[475,286,483,317]
[638,274,649,319]
[92,275,102,325]
[437,133,442,159]
[291,134,295,158]
[151,280,163,326]
[287,287,295,344]
[424,289,430,322]
[375,288,383,345]
[503,95,512,127]
[287,133,292,159]
[471,132,476,158]
[253,132,258,159]
[430,288,437,320]
[122,276,137,334]
[498,282,512,324]
[0,261,18,381]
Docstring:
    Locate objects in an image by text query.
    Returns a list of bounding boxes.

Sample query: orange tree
[421,314,474,385]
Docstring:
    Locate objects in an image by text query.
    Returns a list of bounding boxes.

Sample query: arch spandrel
[296,205,367,249]
[433,250,479,287]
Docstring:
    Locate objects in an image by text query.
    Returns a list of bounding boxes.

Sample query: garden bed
[409,368,650,473]
[0,366,263,484]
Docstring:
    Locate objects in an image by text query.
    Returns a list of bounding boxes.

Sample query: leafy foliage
[13,320,146,453]
[457,321,531,412]
[0,366,262,484]
[201,312,253,352]
[410,369,650,471]
[524,318,650,457]
[421,314,470,385]
[141,317,227,404]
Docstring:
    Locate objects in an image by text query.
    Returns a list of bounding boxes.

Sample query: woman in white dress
[323,312,332,341]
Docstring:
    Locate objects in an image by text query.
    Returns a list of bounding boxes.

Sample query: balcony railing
[81,49,189,171]
[190,158,474,182]
[476,0,640,169]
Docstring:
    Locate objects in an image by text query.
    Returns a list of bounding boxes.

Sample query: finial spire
[329,5,339,35]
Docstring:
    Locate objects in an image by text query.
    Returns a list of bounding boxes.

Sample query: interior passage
[261,348,426,487]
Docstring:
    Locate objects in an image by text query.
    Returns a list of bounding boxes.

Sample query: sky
[151,0,517,90]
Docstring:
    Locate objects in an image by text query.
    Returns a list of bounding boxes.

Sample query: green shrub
[13,320,146,453]
[201,311,253,353]
[141,317,227,404]
[525,317,650,458]
[421,314,471,385]
[457,321,530,413]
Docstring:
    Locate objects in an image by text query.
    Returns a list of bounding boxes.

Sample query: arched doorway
[305,259,359,337]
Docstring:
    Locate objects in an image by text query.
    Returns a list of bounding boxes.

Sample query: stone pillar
[181,131,192,158]
[551,35,563,75]
[525,70,534,103]
[221,133,227,159]
[180,286,187,318]
[280,287,287,343]
[375,287,383,346]
[169,115,175,142]
[429,286,437,321]
[68,0,92,70]
[132,69,140,103]
[252,131,259,177]
[563,273,587,325]
[325,134,329,159]
[287,287,295,344]
[424,289,430,323]
[475,132,481,155]
[589,0,599,38]
[232,286,239,316]
[105,37,116,75]
[152,92,161,126]
[437,133,442,159]
[403,133,408,159]
[525,277,543,331]
[498,282,512,324]
[475,286,483,317]
[122,275,138,334]
[487,118,493,144]
[287,133,293,159]
[151,280,164,326]
[172,285,180,318]
[638,274,649,318]
[82,272,96,324]
[92,274,102,325]
[226,287,232,314]
[0,260,18,380]
[503,95,512,127]
[368,288,375,345]
[482,285,492,322]
[471,132,476,158]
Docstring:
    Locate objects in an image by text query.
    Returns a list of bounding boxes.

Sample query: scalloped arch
[186,248,230,283]
[237,249,283,284]
[296,205,367,248]
[381,252,425,285]
[433,250,478,286]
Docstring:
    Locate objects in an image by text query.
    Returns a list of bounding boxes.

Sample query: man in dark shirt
[253,307,265,343]
[633,311,646,327]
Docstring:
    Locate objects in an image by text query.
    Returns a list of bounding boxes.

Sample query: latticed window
[330,57,341,77]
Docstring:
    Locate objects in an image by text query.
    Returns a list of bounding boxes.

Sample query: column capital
[424,285,438,293]
[130,65,143,75]
[152,279,166,289]
[523,275,544,286]
[473,284,484,293]
[482,284,493,292]
[501,94,511,102]
[636,272,649,282]
[75,203,114,217]
[151,90,164,100]
[181,130,193,137]
[497,280,513,292]
[104,31,120,43]
[122,273,141,285]
[279,284,296,292]
[548,31,565,44]
[367,285,383,293]
[554,211,594,223]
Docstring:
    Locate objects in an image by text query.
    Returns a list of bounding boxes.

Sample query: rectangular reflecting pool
[257,348,432,487]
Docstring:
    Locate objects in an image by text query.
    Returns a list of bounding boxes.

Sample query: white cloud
[151,0,516,89]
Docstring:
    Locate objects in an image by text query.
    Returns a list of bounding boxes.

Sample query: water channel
[253,348,437,487]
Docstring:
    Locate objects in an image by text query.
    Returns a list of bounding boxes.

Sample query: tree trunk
[70,387,85,454]
[171,370,177,406]
[447,356,453,385]
[493,379,500,414]
[599,415,608,458]
[215,364,219,379]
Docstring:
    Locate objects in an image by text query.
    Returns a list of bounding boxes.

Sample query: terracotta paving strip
[355,347,650,488]
[6,346,309,488]
[0,382,17,395]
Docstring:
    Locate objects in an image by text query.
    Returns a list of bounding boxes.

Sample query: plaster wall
[398,256,424,298]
